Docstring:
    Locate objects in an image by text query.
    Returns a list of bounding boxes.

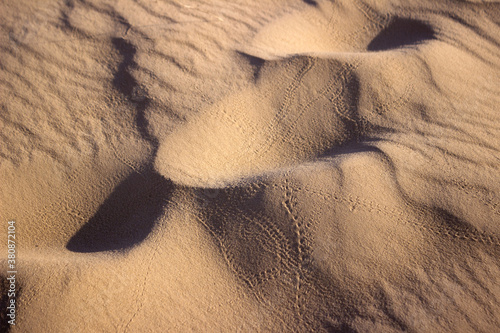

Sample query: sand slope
[1,0,500,332]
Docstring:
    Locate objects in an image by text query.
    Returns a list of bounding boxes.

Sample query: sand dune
[1,0,500,332]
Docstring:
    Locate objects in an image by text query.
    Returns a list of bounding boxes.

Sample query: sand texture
[1,0,500,332]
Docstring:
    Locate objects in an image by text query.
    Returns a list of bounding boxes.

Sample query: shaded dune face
[66,169,173,253]
[195,154,500,332]
[367,18,435,51]
[154,56,363,187]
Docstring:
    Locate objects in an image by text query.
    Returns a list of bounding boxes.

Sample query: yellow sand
[1,0,500,331]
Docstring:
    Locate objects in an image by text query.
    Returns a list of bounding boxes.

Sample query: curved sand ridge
[155,55,363,186]
[1,0,500,332]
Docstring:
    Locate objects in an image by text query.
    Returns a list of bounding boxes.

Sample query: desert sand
[1,0,500,332]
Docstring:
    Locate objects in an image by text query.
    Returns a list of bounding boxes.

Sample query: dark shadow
[431,206,487,241]
[112,37,136,99]
[323,321,358,333]
[66,169,173,252]
[319,141,382,160]
[303,0,318,6]
[112,37,157,147]
[236,51,267,82]
[368,18,435,51]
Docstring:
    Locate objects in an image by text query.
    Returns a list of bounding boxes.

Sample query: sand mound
[1,0,500,332]
[155,55,362,186]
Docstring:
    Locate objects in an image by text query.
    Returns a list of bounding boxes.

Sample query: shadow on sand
[67,169,173,253]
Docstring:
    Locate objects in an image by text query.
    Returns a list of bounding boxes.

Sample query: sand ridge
[1,0,500,332]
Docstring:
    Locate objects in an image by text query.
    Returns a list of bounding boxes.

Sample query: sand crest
[1,0,500,332]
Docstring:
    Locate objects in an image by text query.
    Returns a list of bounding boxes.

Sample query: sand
[1,0,500,331]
